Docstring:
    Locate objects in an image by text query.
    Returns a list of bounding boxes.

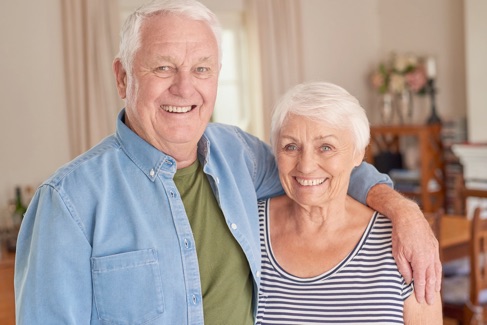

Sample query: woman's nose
[297,149,317,173]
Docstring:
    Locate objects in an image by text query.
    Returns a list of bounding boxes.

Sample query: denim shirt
[15,110,391,325]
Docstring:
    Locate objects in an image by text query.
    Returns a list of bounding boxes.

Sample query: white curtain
[61,0,123,158]
[246,0,305,142]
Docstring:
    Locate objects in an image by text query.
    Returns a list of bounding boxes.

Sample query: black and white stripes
[256,199,413,325]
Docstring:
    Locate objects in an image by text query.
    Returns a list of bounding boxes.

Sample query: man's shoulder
[204,123,264,147]
[205,122,243,136]
[44,136,121,187]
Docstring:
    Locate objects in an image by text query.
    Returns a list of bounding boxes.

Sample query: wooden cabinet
[0,242,15,325]
[365,124,445,212]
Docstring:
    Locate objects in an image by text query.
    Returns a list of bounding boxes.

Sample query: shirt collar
[115,109,177,181]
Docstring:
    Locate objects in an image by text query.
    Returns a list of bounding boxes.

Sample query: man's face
[115,14,220,158]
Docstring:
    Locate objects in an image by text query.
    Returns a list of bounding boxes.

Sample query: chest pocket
[91,249,164,325]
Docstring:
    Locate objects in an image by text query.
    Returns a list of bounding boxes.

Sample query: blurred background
[1,1,487,324]
[1,0,485,214]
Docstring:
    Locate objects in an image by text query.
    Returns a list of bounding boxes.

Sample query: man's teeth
[161,105,193,113]
[296,178,325,186]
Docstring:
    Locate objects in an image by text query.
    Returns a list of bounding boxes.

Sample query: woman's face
[276,113,363,207]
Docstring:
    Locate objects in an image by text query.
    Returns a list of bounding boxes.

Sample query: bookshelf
[365,124,445,212]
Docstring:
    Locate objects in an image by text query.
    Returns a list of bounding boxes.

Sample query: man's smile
[160,105,197,113]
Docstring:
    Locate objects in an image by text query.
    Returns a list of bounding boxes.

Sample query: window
[212,13,250,131]
[213,11,264,140]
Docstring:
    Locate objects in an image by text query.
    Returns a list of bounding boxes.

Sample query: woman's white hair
[116,0,222,73]
[270,81,370,158]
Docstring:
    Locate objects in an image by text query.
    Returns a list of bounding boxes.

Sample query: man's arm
[366,183,442,305]
[348,162,392,204]
[15,185,93,323]
[349,162,441,305]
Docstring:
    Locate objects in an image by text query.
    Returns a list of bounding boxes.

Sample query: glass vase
[396,89,413,124]
[378,93,394,124]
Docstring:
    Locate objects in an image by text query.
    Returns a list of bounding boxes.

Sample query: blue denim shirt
[15,110,391,325]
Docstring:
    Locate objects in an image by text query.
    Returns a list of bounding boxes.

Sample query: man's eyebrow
[153,56,216,64]
[155,55,173,62]
[196,56,216,64]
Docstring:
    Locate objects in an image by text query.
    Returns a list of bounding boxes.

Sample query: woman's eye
[283,144,298,151]
[320,145,332,152]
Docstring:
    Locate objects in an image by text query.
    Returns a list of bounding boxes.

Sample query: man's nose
[169,71,196,98]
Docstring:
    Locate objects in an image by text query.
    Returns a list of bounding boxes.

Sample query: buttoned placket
[160,158,204,325]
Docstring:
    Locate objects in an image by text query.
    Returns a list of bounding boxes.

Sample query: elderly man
[15,0,440,324]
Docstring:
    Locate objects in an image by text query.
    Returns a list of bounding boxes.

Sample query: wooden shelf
[366,124,445,212]
[0,240,16,325]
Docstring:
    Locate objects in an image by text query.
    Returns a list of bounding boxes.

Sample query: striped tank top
[256,199,413,324]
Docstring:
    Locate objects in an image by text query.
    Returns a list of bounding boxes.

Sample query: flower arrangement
[370,53,428,95]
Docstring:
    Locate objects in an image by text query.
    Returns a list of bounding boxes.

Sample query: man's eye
[193,66,213,79]
[154,66,174,77]
[195,67,209,73]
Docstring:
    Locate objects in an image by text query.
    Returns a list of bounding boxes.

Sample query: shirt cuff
[348,162,393,205]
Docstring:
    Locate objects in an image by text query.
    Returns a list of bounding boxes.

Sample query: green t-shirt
[174,160,253,325]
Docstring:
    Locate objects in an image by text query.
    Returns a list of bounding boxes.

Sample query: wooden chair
[442,207,487,324]
[425,210,447,269]
[453,173,487,215]
[425,210,441,238]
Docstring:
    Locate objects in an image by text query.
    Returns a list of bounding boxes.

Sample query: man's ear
[113,59,127,99]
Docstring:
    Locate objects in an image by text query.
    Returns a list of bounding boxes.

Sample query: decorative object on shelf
[378,93,394,124]
[11,186,27,228]
[396,89,413,124]
[425,56,442,125]
[366,124,445,212]
[4,186,31,252]
[370,52,429,124]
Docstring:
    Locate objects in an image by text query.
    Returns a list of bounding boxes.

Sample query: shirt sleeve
[348,162,393,205]
[238,129,285,200]
[15,185,93,324]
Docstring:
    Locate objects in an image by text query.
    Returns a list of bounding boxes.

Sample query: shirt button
[257,271,261,278]
[230,223,237,230]
[184,239,190,249]
[215,177,220,184]
[166,160,173,166]
[192,295,197,304]
[149,169,155,177]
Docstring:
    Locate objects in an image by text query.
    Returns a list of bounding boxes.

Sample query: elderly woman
[256,82,442,324]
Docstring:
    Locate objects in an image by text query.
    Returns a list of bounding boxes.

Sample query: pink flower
[371,72,385,90]
[371,53,429,95]
[405,66,427,93]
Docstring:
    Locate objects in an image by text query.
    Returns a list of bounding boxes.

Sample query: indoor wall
[0,0,482,217]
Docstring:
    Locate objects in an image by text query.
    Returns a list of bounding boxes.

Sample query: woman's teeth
[296,178,326,186]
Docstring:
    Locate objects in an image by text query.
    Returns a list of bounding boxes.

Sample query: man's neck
[163,143,199,169]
